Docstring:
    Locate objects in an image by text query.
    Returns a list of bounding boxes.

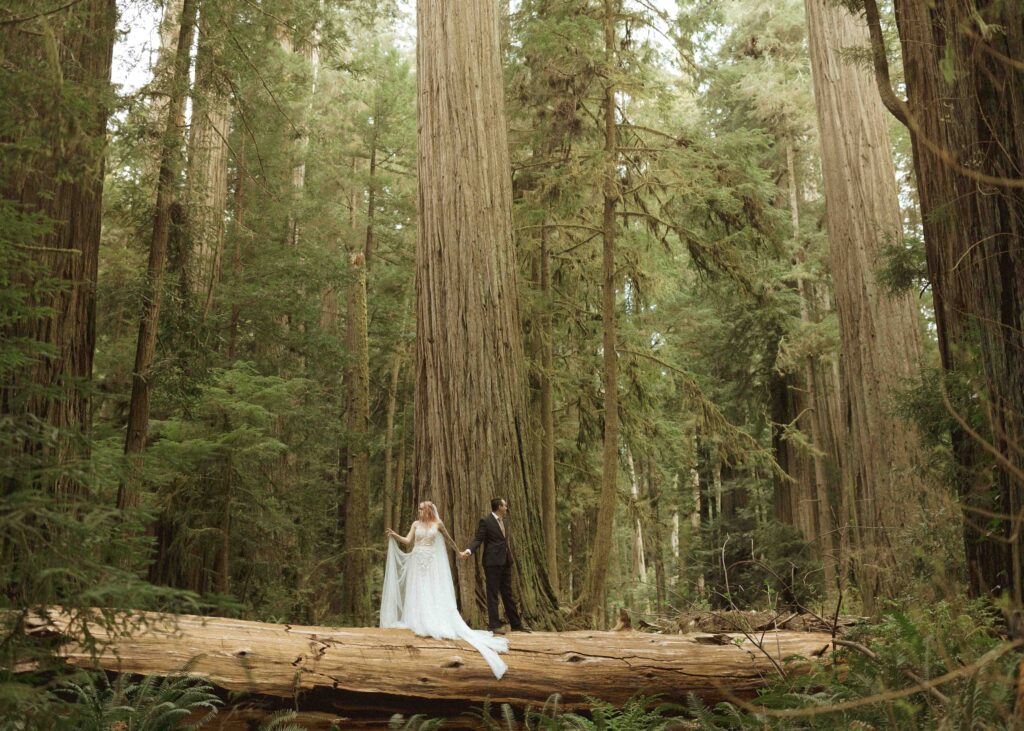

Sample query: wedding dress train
[380,521,509,679]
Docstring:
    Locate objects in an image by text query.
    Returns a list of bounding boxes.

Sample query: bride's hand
[384,528,395,539]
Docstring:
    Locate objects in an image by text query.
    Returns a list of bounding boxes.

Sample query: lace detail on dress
[412,523,439,571]
[413,522,439,547]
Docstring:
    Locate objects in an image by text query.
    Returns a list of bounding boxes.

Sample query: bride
[381,501,509,679]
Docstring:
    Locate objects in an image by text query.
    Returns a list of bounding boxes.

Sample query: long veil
[379,512,508,679]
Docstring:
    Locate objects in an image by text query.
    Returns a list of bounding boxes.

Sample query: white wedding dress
[380,520,509,679]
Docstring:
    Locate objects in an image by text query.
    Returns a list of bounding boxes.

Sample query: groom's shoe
[489,626,507,635]
[511,625,533,633]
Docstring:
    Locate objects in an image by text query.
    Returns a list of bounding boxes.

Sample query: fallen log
[32,610,834,718]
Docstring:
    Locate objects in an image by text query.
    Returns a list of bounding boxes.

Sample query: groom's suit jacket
[468,514,513,567]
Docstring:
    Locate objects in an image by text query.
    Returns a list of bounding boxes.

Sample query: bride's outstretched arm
[386,521,417,546]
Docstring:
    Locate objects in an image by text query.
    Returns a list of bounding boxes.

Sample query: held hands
[459,549,471,560]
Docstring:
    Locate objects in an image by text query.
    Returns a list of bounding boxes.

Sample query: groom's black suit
[467,514,524,631]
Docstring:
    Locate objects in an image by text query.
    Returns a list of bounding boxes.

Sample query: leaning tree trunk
[415,0,559,628]
[576,0,621,624]
[0,0,117,497]
[803,0,929,610]
[120,0,198,510]
[880,0,1024,604]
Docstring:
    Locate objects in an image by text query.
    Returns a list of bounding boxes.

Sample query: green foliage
[876,234,929,297]
[52,666,220,730]
[387,713,445,731]
[2,0,991,724]
[469,695,684,731]
[695,515,825,610]
[255,710,308,731]
[699,600,1019,729]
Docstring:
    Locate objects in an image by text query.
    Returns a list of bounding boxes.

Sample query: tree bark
[0,0,116,497]
[227,147,245,361]
[186,11,230,318]
[887,0,1024,604]
[625,447,647,586]
[646,457,666,613]
[415,0,559,627]
[787,141,837,587]
[690,466,705,597]
[803,0,928,610]
[539,226,559,596]
[342,252,372,623]
[577,0,621,623]
[382,344,404,534]
[39,610,834,709]
[120,0,198,510]
[142,0,186,175]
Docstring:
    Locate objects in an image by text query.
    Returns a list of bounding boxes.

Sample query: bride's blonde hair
[419,501,440,523]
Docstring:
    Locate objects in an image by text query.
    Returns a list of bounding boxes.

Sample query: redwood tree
[414,0,559,628]
[866,0,1024,602]
[1,0,117,496]
[804,0,930,608]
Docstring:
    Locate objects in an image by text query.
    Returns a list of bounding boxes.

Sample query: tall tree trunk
[120,0,198,510]
[394,401,410,532]
[342,252,372,623]
[768,331,794,526]
[364,120,378,265]
[883,0,1024,604]
[214,452,232,594]
[690,466,705,597]
[577,0,621,623]
[340,112,379,621]
[227,147,245,361]
[186,11,230,318]
[539,225,559,595]
[144,0,186,169]
[415,0,559,628]
[646,457,666,613]
[786,141,837,587]
[803,0,928,610]
[0,0,116,497]
[625,447,647,585]
[382,345,404,534]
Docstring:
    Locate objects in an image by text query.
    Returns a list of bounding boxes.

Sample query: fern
[256,710,307,731]
[54,666,220,731]
[387,713,445,731]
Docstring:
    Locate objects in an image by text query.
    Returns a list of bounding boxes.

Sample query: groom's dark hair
[490,497,505,512]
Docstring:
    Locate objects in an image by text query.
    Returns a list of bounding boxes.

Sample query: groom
[460,497,531,634]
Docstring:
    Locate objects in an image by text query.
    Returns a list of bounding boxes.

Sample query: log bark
[37,611,834,711]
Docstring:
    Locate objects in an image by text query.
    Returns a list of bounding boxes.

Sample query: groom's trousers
[483,562,523,630]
